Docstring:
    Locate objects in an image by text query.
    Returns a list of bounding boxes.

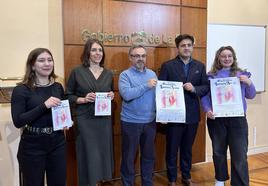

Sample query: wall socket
[253,126,257,146]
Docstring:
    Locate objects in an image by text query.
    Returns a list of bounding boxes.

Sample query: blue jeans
[165,123,198,182]
[120,120,156,186]
[207,117,249,186]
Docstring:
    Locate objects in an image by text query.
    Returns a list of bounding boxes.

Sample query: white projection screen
[207,24,266,92]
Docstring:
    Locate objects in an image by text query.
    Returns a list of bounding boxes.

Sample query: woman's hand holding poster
[210,77,244,117]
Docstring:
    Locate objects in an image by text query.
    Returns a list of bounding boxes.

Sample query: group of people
[11,34,256,186]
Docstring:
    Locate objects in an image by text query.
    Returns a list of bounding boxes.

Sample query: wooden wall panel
[113,75,119,92]
[181,0,207,8]
[103,0,180,46]
[189,47,207,163]
[192,48,207,64]
[88,46,155,90]
[125,0,180,5]
[63,0,102,44]
[154,131,166,170]
[63,45,208,178]
[145,48,156,70]
[112,93,122,135]
[63,0,207,184]
[181,7,207,47]
[153,47,207,74]
[153,47,177,74]
[64,46,83,81]
[105,47,155,72]
[105,47,131,74]
[192,113,206,163]
[66,140,78,185]
[113,135,122,177]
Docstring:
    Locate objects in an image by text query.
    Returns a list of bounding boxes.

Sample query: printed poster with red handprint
[210,77,244,117]
[95,92,111,116]
[52,100,73,131]
[156,81,186,123]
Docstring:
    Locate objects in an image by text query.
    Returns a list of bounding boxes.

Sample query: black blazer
[158,56,209,124]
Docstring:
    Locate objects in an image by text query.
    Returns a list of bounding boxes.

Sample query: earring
[31,71,35,77]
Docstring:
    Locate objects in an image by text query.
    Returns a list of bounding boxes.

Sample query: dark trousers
[207,117,249,186]
[120,120,156,186]
[166,123,198,182]
[18,131,66,186]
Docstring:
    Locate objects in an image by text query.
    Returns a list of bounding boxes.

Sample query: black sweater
[11,82,64,128]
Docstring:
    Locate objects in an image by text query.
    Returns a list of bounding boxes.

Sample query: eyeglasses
[36,58,53,63]
[130,54,147,59]
[220,54,233,59]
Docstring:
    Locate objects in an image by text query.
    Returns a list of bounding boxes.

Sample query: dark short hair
[175,34,195,48]
[128,44,147,56]
[81,38,105,67]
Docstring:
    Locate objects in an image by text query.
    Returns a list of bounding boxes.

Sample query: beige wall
[0,0,49,78]
[0,1,63,185]
[0,0,63,79]
[207,0,268,160]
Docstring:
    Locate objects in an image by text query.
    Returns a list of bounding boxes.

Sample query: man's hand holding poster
[156,81,186,123]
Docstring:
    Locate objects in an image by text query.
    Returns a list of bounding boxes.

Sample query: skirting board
[205,145,268,162]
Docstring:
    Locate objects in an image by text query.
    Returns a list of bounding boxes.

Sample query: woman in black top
[11,48,66,186]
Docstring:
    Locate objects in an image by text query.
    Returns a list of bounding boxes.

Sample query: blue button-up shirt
[178,57,192,77]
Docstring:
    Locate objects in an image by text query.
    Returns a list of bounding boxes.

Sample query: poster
[156,81,186,123]
[51,100,73,131]
[210,77,244,117]
[95,92,111,116]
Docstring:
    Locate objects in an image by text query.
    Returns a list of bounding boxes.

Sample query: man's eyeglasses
[130,54,147,59]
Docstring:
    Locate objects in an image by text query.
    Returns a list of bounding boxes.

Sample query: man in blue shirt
[159,34,209,186]
[119,45,157,186]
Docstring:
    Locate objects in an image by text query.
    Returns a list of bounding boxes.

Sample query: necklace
[34,80,51,87]
[89,67,103,74]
